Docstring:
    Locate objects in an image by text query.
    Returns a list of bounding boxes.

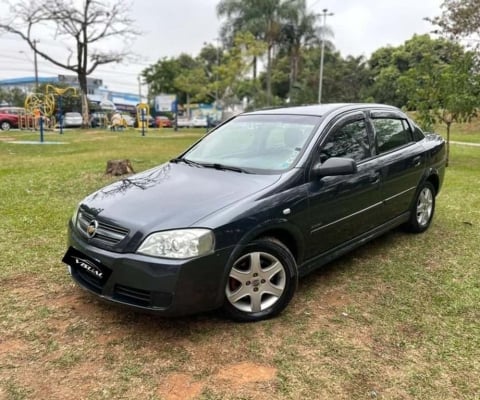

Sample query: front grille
[77,208,129,246]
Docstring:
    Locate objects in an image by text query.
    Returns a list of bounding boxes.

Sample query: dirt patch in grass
[157,362,277,400]
[0,339,28,356]
[214,361,277,387]
[157,373,205,400]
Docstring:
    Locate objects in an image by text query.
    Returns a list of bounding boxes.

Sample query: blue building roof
[0,76,59,85]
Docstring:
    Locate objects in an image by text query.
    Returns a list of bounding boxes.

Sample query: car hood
[81,162,281,231]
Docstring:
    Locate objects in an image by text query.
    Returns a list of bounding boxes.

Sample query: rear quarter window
[372,118,413,153]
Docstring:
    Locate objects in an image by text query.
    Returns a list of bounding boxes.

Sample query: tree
[399,50,479,165]
[217,0,296,105]
[0,0,138,126]
[214,32,266,108]
[174,67,209,112]
[143,34,266,112]
[0,87,26,107]
[280,0,321,96]
[325,54,370,103]
[427,0,480,46]
[366,34,465,107]
[142,58,183,100]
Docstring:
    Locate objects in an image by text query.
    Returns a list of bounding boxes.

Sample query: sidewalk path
[450,141,480,147]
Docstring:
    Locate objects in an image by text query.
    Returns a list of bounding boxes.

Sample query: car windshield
[183,114,320,173]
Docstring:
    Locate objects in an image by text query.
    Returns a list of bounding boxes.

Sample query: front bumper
[62,224,234,316]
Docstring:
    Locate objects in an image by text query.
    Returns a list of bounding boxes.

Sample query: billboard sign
[155,94,177,112]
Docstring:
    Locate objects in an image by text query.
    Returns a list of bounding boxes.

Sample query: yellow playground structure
[20,85,78,130]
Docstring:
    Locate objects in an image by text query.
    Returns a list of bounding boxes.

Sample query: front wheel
[1,121,11,131]
[405,181,436,233]
[222,237,298,322]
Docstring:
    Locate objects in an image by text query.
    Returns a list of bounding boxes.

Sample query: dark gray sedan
[63,103,446,321]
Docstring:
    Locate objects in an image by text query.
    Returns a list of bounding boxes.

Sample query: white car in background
[191,117,208,128]
[62,112,83,127]
[121,114,135,127]
[175,118,192,128]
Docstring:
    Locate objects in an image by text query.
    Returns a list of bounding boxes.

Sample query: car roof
[0,106,25,111]
[243,103,400,117]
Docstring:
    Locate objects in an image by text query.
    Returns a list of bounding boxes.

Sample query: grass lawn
[435,117,480,143]
[0,127,479,399]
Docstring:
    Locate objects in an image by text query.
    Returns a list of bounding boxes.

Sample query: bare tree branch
[0,0,140,126]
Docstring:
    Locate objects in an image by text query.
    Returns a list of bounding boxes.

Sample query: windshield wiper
[170,157,204,168]
[171,158,249,173]
[204,163,249,173]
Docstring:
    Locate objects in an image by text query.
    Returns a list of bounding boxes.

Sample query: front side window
[373,118,412,153]
[320,119,370,162]
[184,114,320,173]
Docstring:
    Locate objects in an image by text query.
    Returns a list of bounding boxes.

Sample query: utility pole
[33,39,39,89]
[137,75,142,101]
[318,9,333,104]
[215,38,220,106]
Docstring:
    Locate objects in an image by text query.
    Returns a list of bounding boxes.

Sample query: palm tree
[217,0,293,105]
[217,0,264,79]
[280,0,321,96]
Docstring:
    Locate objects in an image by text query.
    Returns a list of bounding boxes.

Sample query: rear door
[306,112,383,259]
[369,111,426,222]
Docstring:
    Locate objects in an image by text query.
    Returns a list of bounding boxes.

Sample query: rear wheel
[406,181,436,233]
[223,237,298,322]
[1,121,11,131]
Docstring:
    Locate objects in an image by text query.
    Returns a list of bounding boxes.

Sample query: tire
[1,121,11,131]
[405,181,436,233]
[222,237,298,322]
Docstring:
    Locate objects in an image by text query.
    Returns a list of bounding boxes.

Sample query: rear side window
[320,119,370,162]
[373,118,412,153]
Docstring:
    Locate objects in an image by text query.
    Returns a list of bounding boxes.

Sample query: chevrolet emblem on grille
[86,220,99,238]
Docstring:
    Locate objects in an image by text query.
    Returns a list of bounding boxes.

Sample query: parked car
[191,116,208,128]
[62,112,83,128]
[121,113,135,127]
[155,115,172,128]
[174,118,191,128]
[63,103,446,321]
[0,107,29,130]
[134,114,155,128]
[90,112,109,128]
[173,117,207,128]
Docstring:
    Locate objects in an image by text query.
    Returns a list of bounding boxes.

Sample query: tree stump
[105,159,135,176]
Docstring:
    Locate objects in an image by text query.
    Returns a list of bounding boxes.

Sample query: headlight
[136,229,214,259]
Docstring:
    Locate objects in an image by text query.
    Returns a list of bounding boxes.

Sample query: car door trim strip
[311,201,384,233]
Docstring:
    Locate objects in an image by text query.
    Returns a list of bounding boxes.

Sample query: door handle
[369,172,381,184]
[412,156,422,167]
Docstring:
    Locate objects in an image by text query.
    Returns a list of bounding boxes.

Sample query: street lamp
[137,75,142,100]
[19,40,39,91]
[215,38,220,106]
[318,8,333,104]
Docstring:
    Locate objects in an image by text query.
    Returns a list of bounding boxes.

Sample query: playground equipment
[22,85,78,142]
[22,93,55,130]
[22,94,54,142]
[136,103,150,136]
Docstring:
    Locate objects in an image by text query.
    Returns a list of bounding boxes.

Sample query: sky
[0,0,443,95]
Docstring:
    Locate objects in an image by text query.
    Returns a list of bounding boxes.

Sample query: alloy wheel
[226,251,286,313]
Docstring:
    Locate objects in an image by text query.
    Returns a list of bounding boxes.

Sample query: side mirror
[313,157,357,177]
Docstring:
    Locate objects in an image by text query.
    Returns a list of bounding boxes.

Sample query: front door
[307,113,383,259]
